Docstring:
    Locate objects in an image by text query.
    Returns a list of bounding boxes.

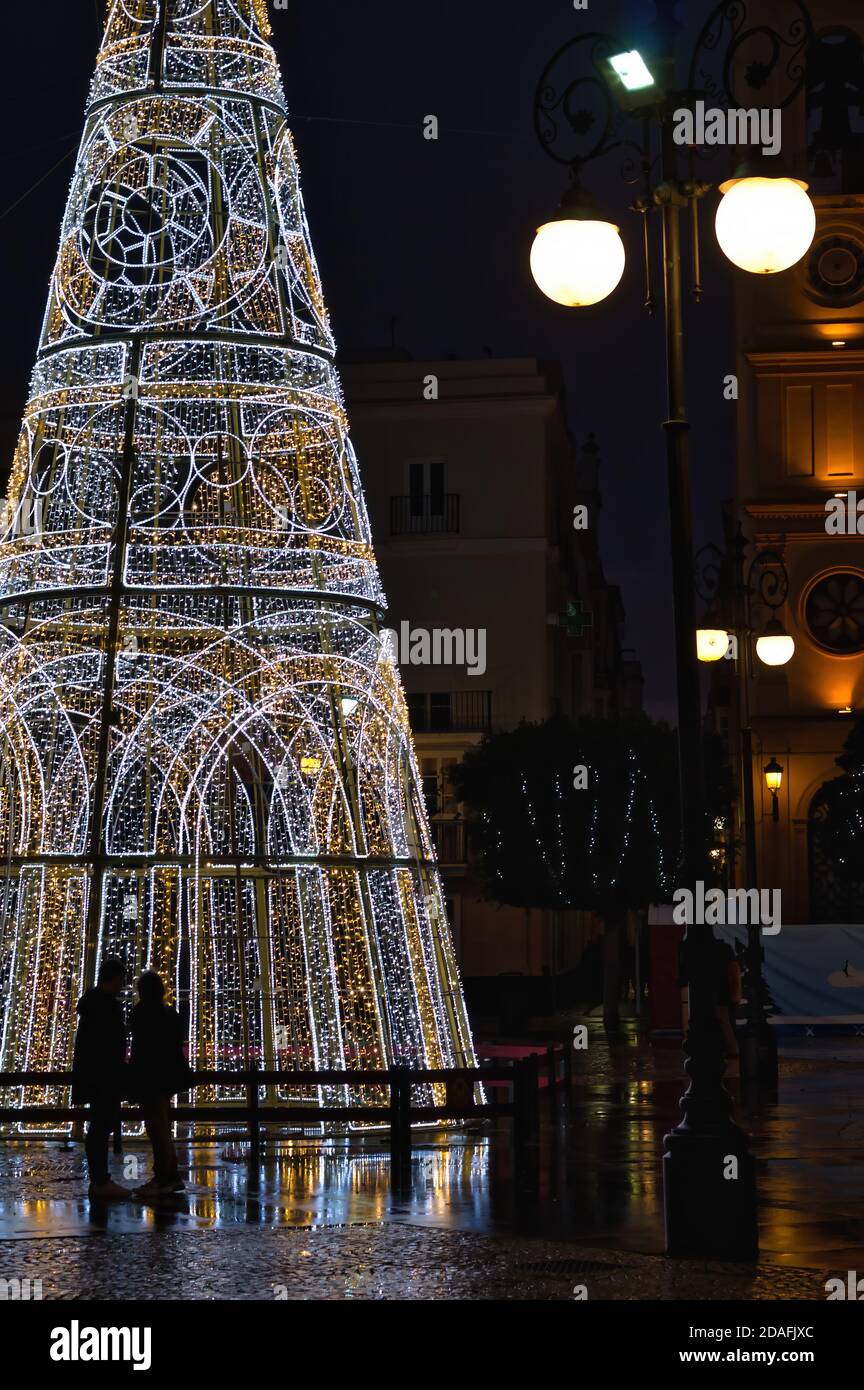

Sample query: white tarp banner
[716,923,864,1024]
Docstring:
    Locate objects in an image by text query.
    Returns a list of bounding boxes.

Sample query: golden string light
[0,0,478,1126]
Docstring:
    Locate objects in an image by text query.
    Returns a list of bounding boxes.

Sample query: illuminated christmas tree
[0,0,477,1114]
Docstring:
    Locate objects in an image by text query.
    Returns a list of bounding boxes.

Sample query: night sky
[0,0,739,721]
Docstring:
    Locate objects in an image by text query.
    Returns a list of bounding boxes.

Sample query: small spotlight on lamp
[607,50,656,91]
[602,49,664,112]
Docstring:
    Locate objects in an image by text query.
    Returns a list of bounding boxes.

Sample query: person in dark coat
[713,937,742,1059]
[677,934,742,1058]
[129,972,191,1195]
[72,956,129,1200]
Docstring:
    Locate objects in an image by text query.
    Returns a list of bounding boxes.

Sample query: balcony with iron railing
[407,690,492,734]
[390,494,460,535]
[431,818,469,866]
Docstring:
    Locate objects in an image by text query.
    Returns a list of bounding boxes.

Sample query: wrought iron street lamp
[715,174,816,274]
[532,57,816,311]
[698,612,795,672]
[529,0,815,1260]
[764,759,784,821]
[530,189,626,306]
[696,627,731,663]
[755,620,795,668]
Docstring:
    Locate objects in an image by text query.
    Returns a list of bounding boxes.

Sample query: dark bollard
[513,1058,525,1154]
[389,1066,412,1196]
[663,1136,758,1261]
[740,1029,779,1096]
[513,1054,540,1155]
[524,1052,540,1137]
[389,1069,401,1183]
[513,1056,540,1193]
[112,1102,123,1154]
[547,1045,558,1121]
[398,1068,412,1191]
[247,1063,261,1159]
[563,1037,573,1106]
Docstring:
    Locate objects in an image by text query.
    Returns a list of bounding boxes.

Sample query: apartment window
[391,459,459,535]
[420,757,460,818]
[429,691,451,732]
[421,757,439,815]
[405,691,492,733]
[409,460,444,517]
[441,758,459,813]
[406,692,427,729]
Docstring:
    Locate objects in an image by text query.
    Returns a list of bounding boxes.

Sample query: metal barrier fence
[0,1049,571,1192]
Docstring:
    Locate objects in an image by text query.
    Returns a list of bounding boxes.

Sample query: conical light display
[0,0,477,1119]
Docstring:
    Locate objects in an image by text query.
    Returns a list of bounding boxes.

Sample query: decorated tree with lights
[811,715,864,922]
[0,0,477,1113]
[457,717,735,1030]
[454,715,681,1032]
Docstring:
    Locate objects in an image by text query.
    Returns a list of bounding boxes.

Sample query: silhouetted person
[129,972,191,1195]
[72,956,129,1200]
[714,937,742,1059]
[677,934,742,1058]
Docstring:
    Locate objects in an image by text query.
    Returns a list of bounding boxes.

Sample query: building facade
[728,6,864,923]
[342,356,642,978]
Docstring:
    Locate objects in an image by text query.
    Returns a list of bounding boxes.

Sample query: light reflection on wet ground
[0,1037,859,1297]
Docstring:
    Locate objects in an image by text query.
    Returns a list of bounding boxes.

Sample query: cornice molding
[739,499,863,543]
[745,350,864,370]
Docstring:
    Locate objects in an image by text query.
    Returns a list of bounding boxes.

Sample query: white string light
[0,0,478,1122]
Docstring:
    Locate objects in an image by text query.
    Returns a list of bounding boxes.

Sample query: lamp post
[764,759,784,822]
[529,0,814,1259]
[696,527,794,1085]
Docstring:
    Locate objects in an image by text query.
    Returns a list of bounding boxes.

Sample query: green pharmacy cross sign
[563,601,594,638]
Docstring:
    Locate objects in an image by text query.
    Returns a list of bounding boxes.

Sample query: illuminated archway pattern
[0,0,477,1119]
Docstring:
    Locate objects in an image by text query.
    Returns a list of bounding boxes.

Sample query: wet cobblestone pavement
[0,1034,860,1300]
[0,1220,830,1300]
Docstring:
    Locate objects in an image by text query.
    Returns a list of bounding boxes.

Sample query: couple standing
[72,958,192,1199]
